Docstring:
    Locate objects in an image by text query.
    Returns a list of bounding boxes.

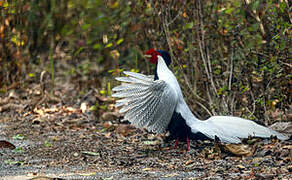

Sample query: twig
[196,0,218,96]
[249,90,256,118]
[230,94,236,115]
[162,4,213,116]
[244,0,266,37]
[228,51,234,91]
[206,83,217,115]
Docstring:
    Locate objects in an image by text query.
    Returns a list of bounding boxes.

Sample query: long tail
[191,116,289,143]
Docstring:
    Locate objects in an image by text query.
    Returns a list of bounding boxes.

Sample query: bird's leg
[174,138,179,149]
[186,137,190,151]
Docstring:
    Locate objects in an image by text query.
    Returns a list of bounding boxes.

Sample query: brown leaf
[142,168,153,171]
[115,124,135,137]
[96,94,114,102]
[185,160,194,165]
[0,140,16,149]
[236,164,245,170]
[103,121,114,129]
[104,132,112,138]
[101,112,120,121]
[65,106,77,113]
[223,144,254,156]
[282,145,292,149]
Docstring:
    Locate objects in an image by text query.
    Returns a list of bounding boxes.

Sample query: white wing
[112,71,178,133]
[192,116,289,143]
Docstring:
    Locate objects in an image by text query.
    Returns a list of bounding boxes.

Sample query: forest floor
[0,71,291,180]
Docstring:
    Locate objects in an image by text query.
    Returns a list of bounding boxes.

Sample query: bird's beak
[143,54,152,58]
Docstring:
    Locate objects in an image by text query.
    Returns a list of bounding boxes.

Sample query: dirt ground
[0,77,291,179]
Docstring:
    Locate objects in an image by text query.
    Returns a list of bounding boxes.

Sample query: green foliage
[44,140,53,147]
[1,0,290,123]
[4,160,25,166]
[12,134,25,140]
[12,147,24,153]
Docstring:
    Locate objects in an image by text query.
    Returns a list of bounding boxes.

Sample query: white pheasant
[112,49,289,150]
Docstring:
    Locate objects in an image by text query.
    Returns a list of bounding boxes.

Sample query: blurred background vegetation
[0,0,291,123]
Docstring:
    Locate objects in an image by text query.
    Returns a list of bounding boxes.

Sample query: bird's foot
[186,137,190,152]
[174,138,179,149]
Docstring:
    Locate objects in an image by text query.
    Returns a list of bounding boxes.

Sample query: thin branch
[196,0,218,96]
[206,83,217,115]
[248,90,256,118]
[244,0,266,37]
[162,5,212,116]
[228,51,234,91]
[230,94,236,115]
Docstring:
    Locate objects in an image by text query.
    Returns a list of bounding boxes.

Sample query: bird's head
[145,49,171,66]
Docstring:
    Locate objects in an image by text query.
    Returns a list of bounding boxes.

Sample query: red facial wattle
[145,49,161,64]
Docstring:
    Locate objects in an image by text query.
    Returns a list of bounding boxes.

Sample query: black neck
[154,65,159,80]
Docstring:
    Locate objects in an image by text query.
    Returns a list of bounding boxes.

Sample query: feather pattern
[113,54,289,145]
[112,71,178,133]
[190,116,288,143]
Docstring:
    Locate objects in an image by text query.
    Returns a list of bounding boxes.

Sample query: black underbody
[166,111,211,142]
[154,50,211,143]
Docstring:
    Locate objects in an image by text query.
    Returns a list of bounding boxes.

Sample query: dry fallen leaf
[142,168,153,171]
[236,164,245,169]
[223,144,254,156]
[104,132,112,138]
[115,124,135,137]
[0,140,16,149]
[185,160,194,165]
[282,145,292,149]
[80,102,88,113]
[34,108,45,115]
[103,121,115,130]
[164,173,179,178]
[65,106,76,113]
[79,172,97,176]
[101,112,120,121]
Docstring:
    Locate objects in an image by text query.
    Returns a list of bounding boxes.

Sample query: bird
[112,48,289,151]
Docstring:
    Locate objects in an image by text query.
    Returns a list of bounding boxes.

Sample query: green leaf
[12,147,24,153]
[251,0,260,10]
[279,2,286,13]
[28,73,35,77]
[143,140,160,145]
[13,134,25,140]
[82,151,100,156]
[107,82,111,96]
[100,90,106,95]
[99,105,107,110]
[116,38,124,45]
[93,43,101,50]
[74,47,84,56]
[44,140,52,147]
[225,8,234,14]
[183,22,194,30]
[81,24,90,30]
[4,160,24,166]
[105,43,113,48]
[89,105,98,111]
[3,1,9,8]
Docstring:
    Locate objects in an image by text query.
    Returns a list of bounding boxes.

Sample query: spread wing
[112,71,178,133]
